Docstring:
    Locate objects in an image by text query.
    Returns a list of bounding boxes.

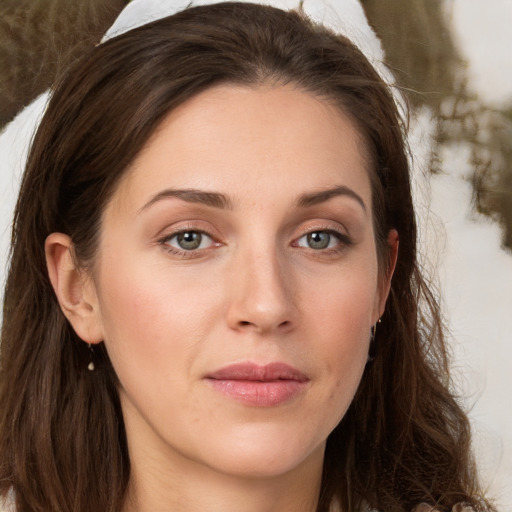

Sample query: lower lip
[206,379,307,407]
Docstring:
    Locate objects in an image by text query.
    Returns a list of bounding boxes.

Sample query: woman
[0,2,495,511]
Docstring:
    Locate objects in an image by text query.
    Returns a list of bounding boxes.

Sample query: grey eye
[306,232,331,249]
[292,228,352,251]
[166,231,213,251]
[177,232,202,250]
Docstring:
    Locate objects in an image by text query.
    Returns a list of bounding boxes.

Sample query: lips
[205,362,309,407]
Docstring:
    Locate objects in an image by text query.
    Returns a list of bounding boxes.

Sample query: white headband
[103,0,386,70]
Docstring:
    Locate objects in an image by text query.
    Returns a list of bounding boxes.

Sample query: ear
[374,229,399,321]
[45,233,103,344]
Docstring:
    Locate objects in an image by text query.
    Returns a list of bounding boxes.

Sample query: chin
[197,423,327,479]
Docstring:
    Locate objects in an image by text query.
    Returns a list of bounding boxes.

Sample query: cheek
[305,265,377,345]
[301,264,377,411]
[93,250,233,388]
[95,258,200,370]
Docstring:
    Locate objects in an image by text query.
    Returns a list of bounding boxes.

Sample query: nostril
[237,319,291,331]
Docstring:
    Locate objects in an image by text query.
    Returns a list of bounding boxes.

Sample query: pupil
[177,232,202,250]
[308,232,330,249]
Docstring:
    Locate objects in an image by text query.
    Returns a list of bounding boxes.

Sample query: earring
[87,343,95,371]
[367,318,381,363]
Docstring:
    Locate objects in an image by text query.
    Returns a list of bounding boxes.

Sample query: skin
[46,84,398,512]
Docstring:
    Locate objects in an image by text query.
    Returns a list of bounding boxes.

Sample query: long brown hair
[0,3,494,511]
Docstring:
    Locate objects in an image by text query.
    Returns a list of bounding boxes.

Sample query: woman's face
[85,84,394,479]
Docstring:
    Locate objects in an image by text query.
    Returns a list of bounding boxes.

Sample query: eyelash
[157,226,352,258]
[158,228,218,258]
[293,229,352,254]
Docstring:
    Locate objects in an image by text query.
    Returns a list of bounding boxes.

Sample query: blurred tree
[362,0,512,251]
[361,0,462,112]
[0,0,126,127]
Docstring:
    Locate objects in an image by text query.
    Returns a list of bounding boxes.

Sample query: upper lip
[206,362,309,382]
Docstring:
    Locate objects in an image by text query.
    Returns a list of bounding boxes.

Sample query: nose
[226,246,297,335]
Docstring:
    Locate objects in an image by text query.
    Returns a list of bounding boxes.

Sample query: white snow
[411,112,512,506]
[448,0,512,107]
[431,1,512,506]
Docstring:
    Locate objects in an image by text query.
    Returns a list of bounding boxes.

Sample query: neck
[122,441,324,512]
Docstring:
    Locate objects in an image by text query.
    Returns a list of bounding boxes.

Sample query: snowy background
[0,0,510,508]
[419,1,512,507]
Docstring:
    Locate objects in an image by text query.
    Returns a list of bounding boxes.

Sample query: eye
[164,231,215,251]
[296,230,343,250]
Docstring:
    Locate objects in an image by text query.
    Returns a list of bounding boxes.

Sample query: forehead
[109,84,372,213]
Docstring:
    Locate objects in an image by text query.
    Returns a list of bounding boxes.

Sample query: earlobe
[45,233,103,344]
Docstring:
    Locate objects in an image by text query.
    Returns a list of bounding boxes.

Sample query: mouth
[205,362,309,407]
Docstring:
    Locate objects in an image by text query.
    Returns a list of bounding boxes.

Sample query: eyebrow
[296,185,367,213]
[139,184,366,214]
[139,188,233,213]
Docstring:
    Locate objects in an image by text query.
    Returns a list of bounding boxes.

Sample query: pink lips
[205,362,309,407]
